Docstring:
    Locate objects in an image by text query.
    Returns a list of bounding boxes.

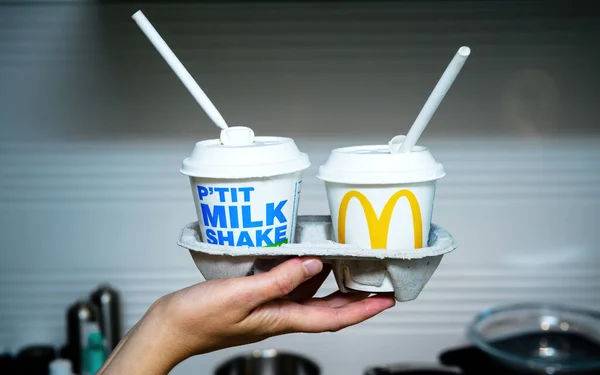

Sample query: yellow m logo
[338,189,423,249]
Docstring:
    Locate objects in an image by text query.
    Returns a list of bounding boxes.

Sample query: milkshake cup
[317,139,445,291]
[314,45,470,292]
[181,127,310,248]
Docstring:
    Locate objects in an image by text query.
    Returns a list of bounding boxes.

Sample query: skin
[97,257,395,375]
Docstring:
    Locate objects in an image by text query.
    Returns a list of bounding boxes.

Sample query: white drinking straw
[131,10,228,130]
[394,46,471,153]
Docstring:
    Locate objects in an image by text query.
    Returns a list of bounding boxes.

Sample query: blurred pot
[214,349,320,375]
[467,303,600,374]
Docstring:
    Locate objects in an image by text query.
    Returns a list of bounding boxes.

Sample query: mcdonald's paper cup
[181,127,310,248]
[317,143,445,292]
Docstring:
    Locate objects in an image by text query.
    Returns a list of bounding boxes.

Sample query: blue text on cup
[197,185,289,247]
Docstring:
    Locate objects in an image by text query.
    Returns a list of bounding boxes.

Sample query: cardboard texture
[177,216,457,301]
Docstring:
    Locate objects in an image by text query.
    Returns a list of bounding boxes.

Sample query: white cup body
[190,172,303,247]
[325,181,437,251]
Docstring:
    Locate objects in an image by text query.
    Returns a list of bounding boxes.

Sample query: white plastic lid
[317,144,445,184]
[49,359,73,375]
[180,126,310,179]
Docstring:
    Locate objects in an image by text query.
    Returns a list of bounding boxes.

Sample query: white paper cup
[324,181,436,250]
[181,127,310,248]
[189,173,303,247]
[317,143,445,292]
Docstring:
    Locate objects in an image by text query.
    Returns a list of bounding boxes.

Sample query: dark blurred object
[365,363,460,375]
[364,341,600,375]
[466,303,600,374]
[215,349,320,375]
[0,351,16,375]
[440,344,536,374]
[89,284,122,353]
[15,345,56,375]
[440,343,600,375]
[61,300,100,375]
[365,303,600,375]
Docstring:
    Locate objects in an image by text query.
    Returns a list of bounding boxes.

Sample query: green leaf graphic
[264,239,288,248]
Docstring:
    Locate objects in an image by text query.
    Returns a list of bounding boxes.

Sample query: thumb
[244,257,323,307]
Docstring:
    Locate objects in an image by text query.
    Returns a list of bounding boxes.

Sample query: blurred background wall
[1,1,599,374]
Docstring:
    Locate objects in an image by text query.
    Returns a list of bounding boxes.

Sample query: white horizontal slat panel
[2,138,600,202]
[1,138,600,375]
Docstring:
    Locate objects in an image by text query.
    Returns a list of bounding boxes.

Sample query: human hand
[98,257,395,375]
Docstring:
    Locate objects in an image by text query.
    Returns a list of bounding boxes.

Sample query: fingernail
[383,298,396,309]
[302,259,323,277]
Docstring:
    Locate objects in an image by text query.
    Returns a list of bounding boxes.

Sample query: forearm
[97,301,192,375]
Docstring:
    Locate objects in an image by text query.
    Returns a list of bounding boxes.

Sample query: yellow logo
[337,189,423,249]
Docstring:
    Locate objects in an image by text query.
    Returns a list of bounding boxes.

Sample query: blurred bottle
[49,358,73,375]
[62,300,100,375]
[89,284,122,353]
[82,329,107,375]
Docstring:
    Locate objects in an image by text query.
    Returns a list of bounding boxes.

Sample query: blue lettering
[197,186,209,201]
[239,187,254,202]
[214,187,228,202]
[236,231,254,246]
[266,200,288,225]
[241,205,263,228]
[231,188,238,203]
[201,204,227,228]
[205,228,217,244]
[228,206,239,228]
[255,228,273,246]
[274,225,287,244]
[217,230,235,246]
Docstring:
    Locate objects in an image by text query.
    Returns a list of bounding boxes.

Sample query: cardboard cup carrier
[177,129,457,302]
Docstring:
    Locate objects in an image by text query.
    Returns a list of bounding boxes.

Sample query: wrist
[100,297,192,375]
[133,297,193,372]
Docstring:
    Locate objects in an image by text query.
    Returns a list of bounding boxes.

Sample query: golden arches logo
[337,189,423,249]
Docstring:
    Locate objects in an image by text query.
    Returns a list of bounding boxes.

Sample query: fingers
[240,257,324,308]
[282,295,396,333]
[301,290,370,308]
[285,264,332,302]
